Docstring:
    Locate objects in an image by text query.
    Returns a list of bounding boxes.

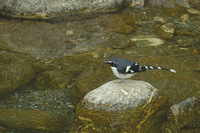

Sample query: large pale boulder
[0,0,126,18]
[74,80,168,132]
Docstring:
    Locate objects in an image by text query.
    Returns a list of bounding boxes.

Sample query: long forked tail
[140,66,176,73]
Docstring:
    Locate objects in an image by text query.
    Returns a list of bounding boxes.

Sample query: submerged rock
[171,97,197,116]
[75,80,168,132]
[35,71,72,90]
[0,109,70,132]
[102,14,135,34]
[107,33,130,49]
[156,23,176,40]
[162,97,200,132]
[0,51,36,95]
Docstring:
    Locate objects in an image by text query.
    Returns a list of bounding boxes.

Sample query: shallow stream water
[0,5,199,132]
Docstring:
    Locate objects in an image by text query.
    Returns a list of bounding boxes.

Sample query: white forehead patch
[108,61,115,63]
[126,66,131,72]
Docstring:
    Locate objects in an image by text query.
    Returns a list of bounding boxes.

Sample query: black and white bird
[104,57,176,79]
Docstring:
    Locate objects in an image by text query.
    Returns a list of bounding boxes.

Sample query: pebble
[0,88,74,115]
[187,8,200,15]
[131,36,165,46]
[180,14,189,23]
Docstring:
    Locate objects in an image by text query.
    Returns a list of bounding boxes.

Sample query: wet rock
[156,23,176,40]
[0,0,125,18]
[102,14,135,34]
[0,109,70,132]
[107,34,130,49]
[35,71,72,90]
[0,51,36,95]
[75,80,168,132]
[162,97,200,132]
[70,64,112,105]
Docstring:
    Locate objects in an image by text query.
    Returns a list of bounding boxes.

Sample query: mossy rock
[0,39,15,52]
[0,51,36,95]
[35,70,72,90]
[102,14,135,34]
[0,109,70,132]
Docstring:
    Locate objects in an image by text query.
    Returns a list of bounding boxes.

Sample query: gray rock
[83,80,159,111]
[0,51,36,95]
[171,97,197,116]
[0,0,125,18]
[75,80,168,132]
[162,97,200,132]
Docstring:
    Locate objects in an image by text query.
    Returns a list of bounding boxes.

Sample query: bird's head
[104,57,119,67]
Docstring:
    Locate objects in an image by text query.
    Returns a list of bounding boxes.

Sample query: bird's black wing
[129,62,143,73]
[117,61,135,74]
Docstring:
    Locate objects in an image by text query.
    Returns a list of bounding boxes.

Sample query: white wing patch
[125,66,131,72]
